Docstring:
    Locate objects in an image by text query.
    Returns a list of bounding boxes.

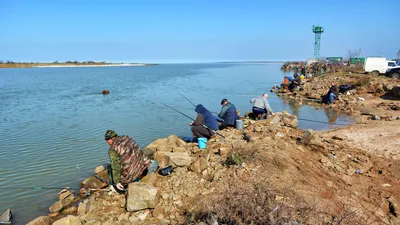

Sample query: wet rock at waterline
[0,209,11,224]
[126,183,160,212]
[80,170,109,189]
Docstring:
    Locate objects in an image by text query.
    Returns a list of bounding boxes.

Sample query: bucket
[236,120,244,130]
[198,137,207,149]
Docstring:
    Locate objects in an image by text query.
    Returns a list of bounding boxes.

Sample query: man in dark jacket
[190,104,218,139]
[218,98,239,129]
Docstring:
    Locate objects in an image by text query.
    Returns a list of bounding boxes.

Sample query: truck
[364,57,400,76]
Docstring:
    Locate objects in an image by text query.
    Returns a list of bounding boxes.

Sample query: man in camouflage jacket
[105,130,150,191]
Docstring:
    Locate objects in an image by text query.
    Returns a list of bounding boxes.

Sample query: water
[0,63,352,224]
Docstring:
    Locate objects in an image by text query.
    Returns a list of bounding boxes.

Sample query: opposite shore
[0,62,156,69]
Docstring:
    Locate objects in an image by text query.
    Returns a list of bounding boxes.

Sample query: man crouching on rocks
[105,130,152,193]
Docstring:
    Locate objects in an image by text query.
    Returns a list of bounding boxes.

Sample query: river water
[0,63,352,224]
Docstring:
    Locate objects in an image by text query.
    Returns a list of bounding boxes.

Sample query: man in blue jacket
[217,98,239,129]
[190,104,218,139]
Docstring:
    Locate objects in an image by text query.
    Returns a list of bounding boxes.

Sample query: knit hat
[220,98,228,105]
[105,130,118,140]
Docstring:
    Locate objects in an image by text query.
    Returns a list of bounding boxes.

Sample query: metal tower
[312,25,324,58]
[397,50,400,59]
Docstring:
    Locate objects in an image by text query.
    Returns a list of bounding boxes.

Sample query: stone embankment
[26,101,400,224]
[273,72,400,123]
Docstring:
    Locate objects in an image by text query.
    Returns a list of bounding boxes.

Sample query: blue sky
[0,0,398,63]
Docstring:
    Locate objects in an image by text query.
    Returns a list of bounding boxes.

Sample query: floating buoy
[102,90,110,95]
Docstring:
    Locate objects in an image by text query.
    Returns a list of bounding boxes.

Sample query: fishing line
[76,165,109,184]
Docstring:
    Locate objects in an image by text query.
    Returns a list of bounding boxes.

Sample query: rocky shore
[25,72,400,225]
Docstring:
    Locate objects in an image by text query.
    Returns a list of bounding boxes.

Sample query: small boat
[0,209,11,224]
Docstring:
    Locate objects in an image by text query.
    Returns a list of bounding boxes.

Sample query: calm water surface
[0,63,352,224]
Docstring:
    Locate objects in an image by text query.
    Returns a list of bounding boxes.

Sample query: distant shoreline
[0,63,156,69]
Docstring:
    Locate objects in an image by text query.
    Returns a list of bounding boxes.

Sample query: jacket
[194,104,218,130]
[250,96,273,114]
[108,135,150,185]
[218,102,239,126]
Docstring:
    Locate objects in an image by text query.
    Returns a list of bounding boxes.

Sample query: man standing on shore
[104,130,151,192]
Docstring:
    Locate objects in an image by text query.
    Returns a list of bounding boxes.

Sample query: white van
[364,57,388,75]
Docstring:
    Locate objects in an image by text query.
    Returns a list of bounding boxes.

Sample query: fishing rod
[76,165,126,194]
[176,90,196,107]
[158,101,226,138]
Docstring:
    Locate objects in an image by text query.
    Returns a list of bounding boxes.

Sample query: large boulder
[80,170,109,189]
[145,135,187,152]
[154,152,173,168]
[190,157,208,174]
[26,216,52,225]
[52,215,82,225]
[163,152,192,167]
[282,115,298,128]
[126,183,160,212]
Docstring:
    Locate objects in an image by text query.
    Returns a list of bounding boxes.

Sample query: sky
[0,0,399,63]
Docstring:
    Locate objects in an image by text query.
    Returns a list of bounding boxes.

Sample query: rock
[80,170,109,189]
[264,114,281,126]
[218,147,230,157]
[49,201,63,213]
[190,157,208,174]
[136,210,150,221]
[163,152,192,167]
[26,216,52,225]
[94,165,105,174]
[372,115,381,120]
[52,215,82,225]
[61,206,77,214]
[387,196,399,217]
[282,116,298,128]
[225,153,243,166]
[145,135,187,153]
[141,173,158,186]
[58,189,73,201]
[126,183,160,212]
[332,135,346,141]
[77,202,87,215]
[301,129,314,145]
[392,86,400,97]
[0,209,11,224]
[384,83,394,91]
[154,152,173,168]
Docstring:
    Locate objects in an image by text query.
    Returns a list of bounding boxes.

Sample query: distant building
[326,57,343,62]
[350,57,365,64]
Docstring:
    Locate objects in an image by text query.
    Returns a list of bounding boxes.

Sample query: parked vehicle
[364,57,392,75]
[387,60,400,69]
[386,67,400,79]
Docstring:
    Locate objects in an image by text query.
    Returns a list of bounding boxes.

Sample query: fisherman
[288,73,301,91]
[322,83,338,104]
[104,130,151,193]
[250,93,274,120]
[217,98,239,129]
[190,104,218,140]
[281,76,290,89]
[300,65,306,76]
